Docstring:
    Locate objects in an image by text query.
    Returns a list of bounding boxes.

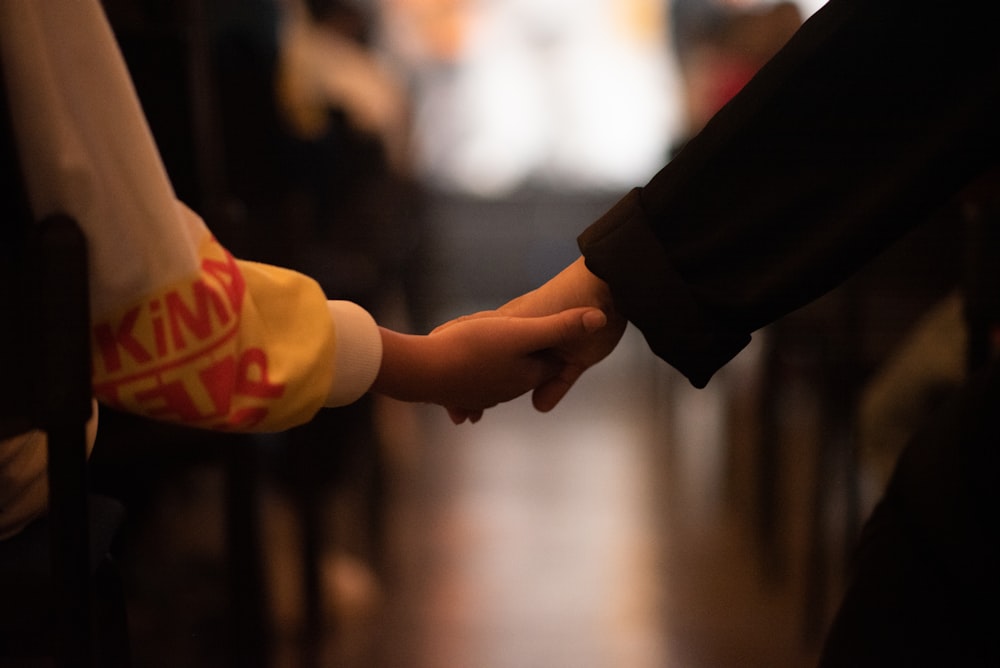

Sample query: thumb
[524,307,607,351]
[580,308,609,333]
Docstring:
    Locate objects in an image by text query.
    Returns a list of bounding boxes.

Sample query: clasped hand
[373,306,607,419]
[427,257,627,423]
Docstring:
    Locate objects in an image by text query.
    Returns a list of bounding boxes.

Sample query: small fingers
[531,364,585,413]
[447,407,483,424]
[438,308,606,423]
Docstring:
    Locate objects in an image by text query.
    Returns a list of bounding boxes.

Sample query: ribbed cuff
[324,300,383,407]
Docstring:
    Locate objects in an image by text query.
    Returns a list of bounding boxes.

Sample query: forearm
[643,0,997,301]
[582,0,1000,386]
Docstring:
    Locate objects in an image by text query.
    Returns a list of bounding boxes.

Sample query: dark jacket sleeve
[580,0,1000,388]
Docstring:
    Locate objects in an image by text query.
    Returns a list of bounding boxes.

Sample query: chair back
[1,42,98,668]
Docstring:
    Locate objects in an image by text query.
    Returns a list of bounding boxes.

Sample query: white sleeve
[0,0,202,320]
[324,300,384,406]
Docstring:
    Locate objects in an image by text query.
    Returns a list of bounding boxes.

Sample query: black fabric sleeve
[579,0,1000,387]
[579,189,750,387]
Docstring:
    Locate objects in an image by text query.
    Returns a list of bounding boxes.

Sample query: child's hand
[372,307,608,419]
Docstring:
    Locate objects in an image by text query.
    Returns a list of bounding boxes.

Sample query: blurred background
[87,0,966,666]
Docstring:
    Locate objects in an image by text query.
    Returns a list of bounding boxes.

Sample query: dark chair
[751,199,963,647]
[961,168,1000,373]
[0,48,130,667]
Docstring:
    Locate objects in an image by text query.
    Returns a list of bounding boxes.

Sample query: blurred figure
[381,0,680,196]
[857,291,966,508]
[273,0,421,307]
[670,0,802,146]
[276,0,412,174]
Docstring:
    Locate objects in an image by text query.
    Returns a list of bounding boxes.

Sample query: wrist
[372,328,412,401]
[371,328,433,403]
[572,256,617,316]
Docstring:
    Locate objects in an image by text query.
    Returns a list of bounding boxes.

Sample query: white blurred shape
[407,0,681,196]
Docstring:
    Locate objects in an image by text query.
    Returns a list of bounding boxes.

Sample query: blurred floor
[110,188,847,668]
[362,327,673,668]
[349,330,830,668]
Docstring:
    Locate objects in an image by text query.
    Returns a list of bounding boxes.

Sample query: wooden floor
[107,189,861,668]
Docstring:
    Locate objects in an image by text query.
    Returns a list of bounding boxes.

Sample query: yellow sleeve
[91,234,356,432]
